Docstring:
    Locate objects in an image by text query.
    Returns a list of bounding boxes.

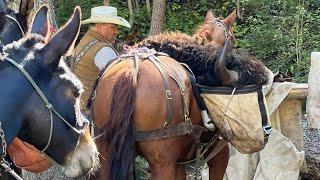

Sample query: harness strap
[152,57,191,122]
[181,63,206,110]
[202,139,228,163]
[176,138,227,166]
[135,121,192,141]
[257,89,272,143]
[148,55,174,127]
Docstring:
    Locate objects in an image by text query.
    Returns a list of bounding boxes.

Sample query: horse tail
[103,68,137,180]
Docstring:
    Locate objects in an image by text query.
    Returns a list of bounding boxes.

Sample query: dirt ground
[300,116,320,179]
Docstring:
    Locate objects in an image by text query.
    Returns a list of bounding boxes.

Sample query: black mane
[136,32,269,87]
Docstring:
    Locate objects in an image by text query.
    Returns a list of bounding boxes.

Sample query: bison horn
[214,37,238,86]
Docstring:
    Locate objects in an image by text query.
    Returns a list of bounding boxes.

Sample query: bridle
[0,56,85,179]
[0,13,84,180]
[0,13,84,152]
[3,56,85,152]
[213,18,235,45]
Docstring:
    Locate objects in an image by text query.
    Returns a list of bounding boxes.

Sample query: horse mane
[135,32,269,86]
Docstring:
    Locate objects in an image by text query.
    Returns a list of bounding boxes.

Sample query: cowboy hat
[81,6,131,28]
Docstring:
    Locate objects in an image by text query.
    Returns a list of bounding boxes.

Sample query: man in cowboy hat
[72,6,131,112]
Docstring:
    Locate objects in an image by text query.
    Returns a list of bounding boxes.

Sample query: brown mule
[91,10,237,180]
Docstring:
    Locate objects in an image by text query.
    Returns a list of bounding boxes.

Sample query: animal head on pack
[195,10,236,50]
[209,38,273,87]
[0,6,99,177]
[0,0,34,45]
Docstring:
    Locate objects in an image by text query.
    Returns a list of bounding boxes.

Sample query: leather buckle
[162,129,168,138]
[263,125,272,137]
[166,90,173,100]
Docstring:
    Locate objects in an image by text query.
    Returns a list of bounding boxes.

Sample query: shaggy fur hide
[135,32,269,87]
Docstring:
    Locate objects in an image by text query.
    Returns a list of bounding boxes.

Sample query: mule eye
[73,90,80,98]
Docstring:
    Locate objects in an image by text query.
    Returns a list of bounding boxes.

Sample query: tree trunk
[148,0,166,36]
[146,0,151,18]
[34,0,58,29]
[128,0,134,26]
[133,0,139,12]
[104,0,110,6]
[307,52,320,129]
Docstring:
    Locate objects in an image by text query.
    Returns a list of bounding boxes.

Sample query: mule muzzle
[62,126,100,178]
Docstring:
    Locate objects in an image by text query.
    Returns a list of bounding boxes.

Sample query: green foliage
[54,0,320,82]
[234,0,320,82]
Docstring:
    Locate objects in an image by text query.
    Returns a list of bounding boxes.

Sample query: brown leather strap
[135,121,193,141]
[148,55,174,128]
[152,56,190,121]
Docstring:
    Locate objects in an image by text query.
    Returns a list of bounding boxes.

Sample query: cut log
[266,82,293,115]
[278,98,307,172]
[306,52,320,129]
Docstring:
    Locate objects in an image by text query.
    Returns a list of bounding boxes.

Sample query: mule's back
[92,51,204,179]
[94,54,198,130]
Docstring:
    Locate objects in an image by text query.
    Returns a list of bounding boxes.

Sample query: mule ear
[0,0,8,14]
[43,6,81,66]
[223,10,237,27]
[19,0,34,17]
[18,0,34,32]
[29,5,49,38]
[205,10,215,21]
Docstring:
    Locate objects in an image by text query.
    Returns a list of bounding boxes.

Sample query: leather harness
[93,48,223,173]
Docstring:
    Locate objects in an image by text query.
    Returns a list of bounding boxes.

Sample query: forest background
[53,0,320,82]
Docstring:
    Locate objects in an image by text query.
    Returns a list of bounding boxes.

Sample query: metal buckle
[166,90,173,100]
[162,129,168,138]
[263,126,272,137]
